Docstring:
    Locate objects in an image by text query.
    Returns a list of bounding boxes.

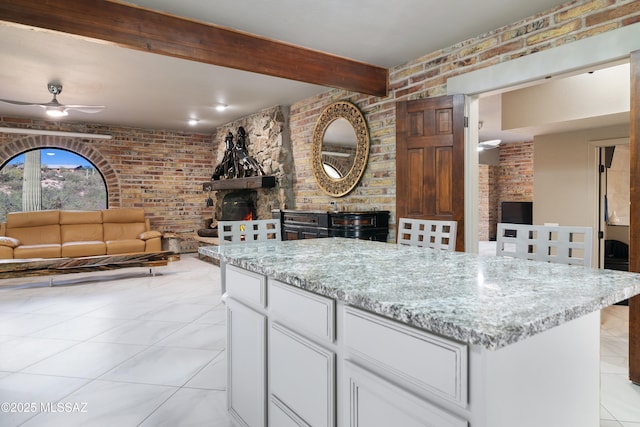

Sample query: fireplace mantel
[202,176,276,191]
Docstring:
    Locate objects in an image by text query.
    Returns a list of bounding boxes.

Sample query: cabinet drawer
[269,279,335,342]
[226,265,266,308]
[344,307,468,406]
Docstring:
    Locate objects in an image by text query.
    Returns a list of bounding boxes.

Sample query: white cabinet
[226,265,267,427]
[269,279,335,342]
[222,253,603,427]
[225,266,472,426]
[344,307,467,406]
[343,306,469,426]
[269,322,335,426]
[226,298,267,427]
[268,279,336,426]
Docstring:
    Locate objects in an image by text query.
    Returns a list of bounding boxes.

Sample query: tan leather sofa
[0,208,162,260]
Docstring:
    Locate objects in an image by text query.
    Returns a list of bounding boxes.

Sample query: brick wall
[498,141,535,207]
[478,164,501,241]
[0,116,214,253]
[290,0,638,240]
[290,91,396,216]
[477,142,534,241]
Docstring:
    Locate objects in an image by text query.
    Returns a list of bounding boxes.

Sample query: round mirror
[311,101,369,197]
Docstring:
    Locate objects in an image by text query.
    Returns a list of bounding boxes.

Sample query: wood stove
[197,190,256,238]
[222,191,256,221]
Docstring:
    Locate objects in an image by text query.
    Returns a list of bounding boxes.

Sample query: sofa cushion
[14,244,61,259]
[60,210,103,225]
[60,210,105,243]
[61,241,106,257]
[7,210,59,228]
[104,223,146,241]
[61,224,104,243]
[102,208,147,241]
[105,239,145,254]
[7,224,61,245]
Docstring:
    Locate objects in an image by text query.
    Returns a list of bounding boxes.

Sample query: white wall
[503,64,630,131]
[533,125,629,229]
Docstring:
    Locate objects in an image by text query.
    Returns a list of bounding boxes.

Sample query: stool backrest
[397,218,457,251]
[218,219,281,244]
[496,223,593,267]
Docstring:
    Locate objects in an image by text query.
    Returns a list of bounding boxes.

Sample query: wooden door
[629,49,640,385]
[396,95,465,251]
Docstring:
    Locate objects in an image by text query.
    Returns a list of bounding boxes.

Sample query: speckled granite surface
[199,238,640,350]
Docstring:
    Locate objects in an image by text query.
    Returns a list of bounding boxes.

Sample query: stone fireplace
[196,105,292,242]
[202,105,293,225]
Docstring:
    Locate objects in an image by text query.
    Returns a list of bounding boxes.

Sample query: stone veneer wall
[210,105,293,221]
[0,116,214,253]
[289,0,638,241]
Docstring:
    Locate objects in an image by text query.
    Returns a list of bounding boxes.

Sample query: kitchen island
[199,238,640,427]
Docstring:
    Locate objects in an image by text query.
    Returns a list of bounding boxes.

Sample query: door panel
[407,148,425,215]
[396,95,465,250]
[436,147,453,215]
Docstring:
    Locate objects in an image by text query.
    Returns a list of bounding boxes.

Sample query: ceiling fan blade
[64,105,105,113]
[0,98,43,107]
[1,87,105,114]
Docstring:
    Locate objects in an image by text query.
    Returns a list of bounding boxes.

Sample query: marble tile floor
[0,254,234,427]
[0,253,638,426]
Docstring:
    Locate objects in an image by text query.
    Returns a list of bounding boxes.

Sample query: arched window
[0,148,107,222]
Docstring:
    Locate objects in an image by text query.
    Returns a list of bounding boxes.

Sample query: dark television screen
[501,201,533,225]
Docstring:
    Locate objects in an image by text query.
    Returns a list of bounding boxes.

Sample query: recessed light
[215,104,227,112]
[188,119,199,126]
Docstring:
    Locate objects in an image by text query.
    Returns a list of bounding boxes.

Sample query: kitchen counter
[201,238,640,426]
[199,237,640,350]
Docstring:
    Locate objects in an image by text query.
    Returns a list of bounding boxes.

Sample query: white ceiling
[0,0,578,133]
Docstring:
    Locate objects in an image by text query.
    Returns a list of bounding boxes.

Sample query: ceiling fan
[0,83,105,117]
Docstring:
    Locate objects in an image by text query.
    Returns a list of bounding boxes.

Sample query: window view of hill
[0,149,107,223]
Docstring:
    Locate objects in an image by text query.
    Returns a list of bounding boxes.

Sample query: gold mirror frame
[311,101,370,197]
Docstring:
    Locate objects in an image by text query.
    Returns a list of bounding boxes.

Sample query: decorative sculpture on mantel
[211,126,264,180]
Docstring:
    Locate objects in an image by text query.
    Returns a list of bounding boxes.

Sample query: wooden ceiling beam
[0,0,388,97]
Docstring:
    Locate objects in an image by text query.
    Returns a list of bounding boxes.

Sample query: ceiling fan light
[46,108,68,118]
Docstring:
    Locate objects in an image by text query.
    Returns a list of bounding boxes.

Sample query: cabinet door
[227,298,267,427]
[343,361,467,427]
[270,322,335,427]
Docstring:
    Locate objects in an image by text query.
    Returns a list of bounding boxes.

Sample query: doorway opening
[476,60,630,260]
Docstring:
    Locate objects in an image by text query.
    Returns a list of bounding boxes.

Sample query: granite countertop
[199,238,640,350]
